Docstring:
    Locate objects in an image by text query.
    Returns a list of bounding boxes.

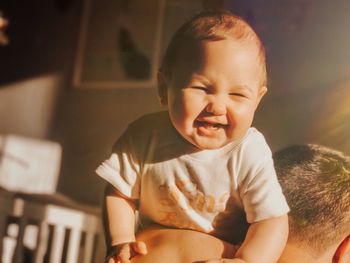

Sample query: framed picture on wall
[73,0,165,88]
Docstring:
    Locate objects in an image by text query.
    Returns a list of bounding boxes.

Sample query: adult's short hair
[274,144,350,254]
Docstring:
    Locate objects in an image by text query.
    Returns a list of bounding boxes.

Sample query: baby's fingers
[106,244,131,263]
[131,241,148,255]
[107,258,116,263]
[117,245,132,263]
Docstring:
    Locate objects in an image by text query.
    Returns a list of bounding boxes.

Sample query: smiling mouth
[194,120,229,129]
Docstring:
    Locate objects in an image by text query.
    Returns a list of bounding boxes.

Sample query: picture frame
[73,0,165,89]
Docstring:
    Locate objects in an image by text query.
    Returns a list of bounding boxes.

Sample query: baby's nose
[205,100,226,115]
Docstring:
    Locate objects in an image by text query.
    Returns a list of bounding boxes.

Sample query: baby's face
[164,39,266,150]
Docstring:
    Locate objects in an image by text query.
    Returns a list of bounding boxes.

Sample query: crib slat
[83,232,95,263]
[33,221,49,263]
[50,225,65,263]
[66,229,81,263]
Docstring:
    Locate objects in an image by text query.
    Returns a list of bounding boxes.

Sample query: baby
[97,11,289,263]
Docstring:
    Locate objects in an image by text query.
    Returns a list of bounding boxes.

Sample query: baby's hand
[106,241,148,263]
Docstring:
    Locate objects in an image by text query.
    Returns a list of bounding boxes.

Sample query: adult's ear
[333,234,350,263]
[157,71,168,105]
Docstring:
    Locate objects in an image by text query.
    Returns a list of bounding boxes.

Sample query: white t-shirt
[96,111,289,241]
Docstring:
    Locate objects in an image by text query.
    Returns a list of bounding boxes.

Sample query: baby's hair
[160,10,267,87]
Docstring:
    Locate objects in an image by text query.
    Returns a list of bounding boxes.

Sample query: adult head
[274,144,350,263]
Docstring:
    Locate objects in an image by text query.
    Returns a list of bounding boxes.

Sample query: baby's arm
[104,183,147,263]
[235,215,288,262]
[206,215,288,263]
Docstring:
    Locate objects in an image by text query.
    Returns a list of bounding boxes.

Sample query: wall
[0,74,62,138]
[1,0,349,206]
[52,89,161,205]
[0,0,162,205]
[241,0,350,153]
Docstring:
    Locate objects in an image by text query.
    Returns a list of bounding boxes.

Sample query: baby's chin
[188,135,231,150]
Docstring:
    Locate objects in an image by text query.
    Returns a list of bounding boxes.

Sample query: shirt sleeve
[241,158,289,223]
[238,130,290,223]
[95,130,141,199]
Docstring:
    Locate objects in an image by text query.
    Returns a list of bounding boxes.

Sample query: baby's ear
[259,86,268,98]
[255,86,267,109]
[157,71,168,105]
